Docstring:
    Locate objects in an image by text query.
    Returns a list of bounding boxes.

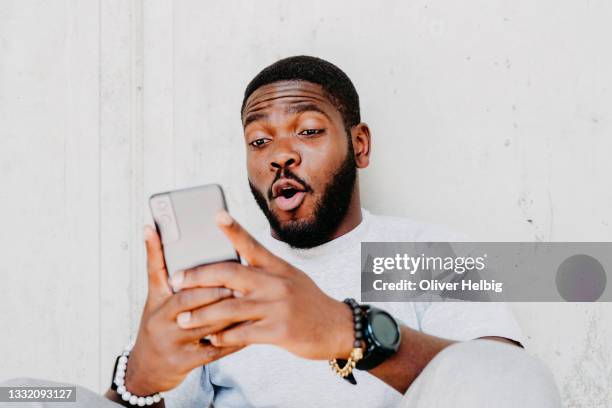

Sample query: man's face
[242,80,357,248]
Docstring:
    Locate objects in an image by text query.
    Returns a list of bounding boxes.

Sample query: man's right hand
[120,225,241,396]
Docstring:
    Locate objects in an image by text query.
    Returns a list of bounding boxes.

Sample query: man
[1,56,561,408]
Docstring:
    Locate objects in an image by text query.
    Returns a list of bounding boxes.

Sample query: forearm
[368,325,455,393]
[368,327,522,394]
[104,388,165,408]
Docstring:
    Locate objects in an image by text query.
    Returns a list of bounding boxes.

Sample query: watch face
[371,312,399,347]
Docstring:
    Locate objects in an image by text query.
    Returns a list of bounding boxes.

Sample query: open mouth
[272,179,307,212]
[280,187,300,199]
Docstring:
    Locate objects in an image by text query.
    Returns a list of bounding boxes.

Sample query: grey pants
[0,340,562,408]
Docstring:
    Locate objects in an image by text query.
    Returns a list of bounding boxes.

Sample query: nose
[269,139,301,171]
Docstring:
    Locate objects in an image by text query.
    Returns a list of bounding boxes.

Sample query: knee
[0,377,68,387]
[0,377,43,386]
[420,340,562,407]
[433,339,553,379]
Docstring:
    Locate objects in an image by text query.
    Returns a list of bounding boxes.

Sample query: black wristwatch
[355,305,401,371]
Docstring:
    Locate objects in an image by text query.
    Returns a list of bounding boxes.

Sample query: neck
[328,183,362,241]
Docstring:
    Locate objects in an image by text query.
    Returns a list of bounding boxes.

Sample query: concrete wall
[1,1,610,406]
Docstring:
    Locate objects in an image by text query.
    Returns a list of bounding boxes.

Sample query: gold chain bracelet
[329,347,364,377]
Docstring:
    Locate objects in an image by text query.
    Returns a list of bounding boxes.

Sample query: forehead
[242,80,340,126]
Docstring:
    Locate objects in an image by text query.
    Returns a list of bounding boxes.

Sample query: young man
[1,56,561,408]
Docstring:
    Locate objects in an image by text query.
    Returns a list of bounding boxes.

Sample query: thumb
[215,210,275,268]
[144,225,173,306]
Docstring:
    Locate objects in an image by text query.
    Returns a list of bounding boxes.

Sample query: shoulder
[364,210,469,242]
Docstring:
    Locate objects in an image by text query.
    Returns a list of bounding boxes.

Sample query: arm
[331,301,520,393]
[360,328,520,393]
[101,226,239,407]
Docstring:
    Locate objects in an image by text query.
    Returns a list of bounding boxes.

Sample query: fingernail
[177,311,191,326]
[233,290,244,298]
[170,270,184,289]
[215,210,233,226]
[208,334,218,345]
[143,226,153,241]
[220,288,232,297]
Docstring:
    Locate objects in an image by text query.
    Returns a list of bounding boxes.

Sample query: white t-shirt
[165,209,523,408]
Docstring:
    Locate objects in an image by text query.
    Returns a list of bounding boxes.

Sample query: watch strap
[110,355,121,391]
[333,361,357,384]
[355,347,393,370]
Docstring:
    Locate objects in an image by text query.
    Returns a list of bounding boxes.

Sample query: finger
[175,297,266,330]
[183,342,243,367]
[208,320,272,348]
[144,225,172,301]
[163,286,233,319]
[173,262,267,293]
[178,322,238,342]
[215,211,277,268]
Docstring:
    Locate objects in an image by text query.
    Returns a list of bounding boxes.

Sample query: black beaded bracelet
[329,298,365,385]
[345,298,365,349]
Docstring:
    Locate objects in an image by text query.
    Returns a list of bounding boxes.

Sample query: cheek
[301,138,348,186]
[246,155,265,181]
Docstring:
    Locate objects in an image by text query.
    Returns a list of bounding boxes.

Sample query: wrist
[355,306,402,371]
[124,364,158,397]
[111,343,164,406]
[332,299,356,359]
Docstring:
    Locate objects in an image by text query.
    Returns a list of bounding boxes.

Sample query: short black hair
[241,55,361,131]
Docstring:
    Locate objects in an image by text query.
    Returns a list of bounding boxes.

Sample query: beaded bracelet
[111,341,164,406]
[328,298,364,384]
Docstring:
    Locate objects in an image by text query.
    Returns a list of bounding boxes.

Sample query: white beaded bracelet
[113,341,164,406]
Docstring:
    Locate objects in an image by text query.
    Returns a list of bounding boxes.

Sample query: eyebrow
[243,112,268,128]
[243,102,331,128]
[285,103,330,119]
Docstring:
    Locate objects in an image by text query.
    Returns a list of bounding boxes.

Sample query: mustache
[267,168,312,201]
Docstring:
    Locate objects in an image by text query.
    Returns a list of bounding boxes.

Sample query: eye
[298,129,325,136]
[249,138,270,148]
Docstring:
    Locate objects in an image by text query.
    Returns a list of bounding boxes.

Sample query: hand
[170,211,354,361]
[124,226,242,396]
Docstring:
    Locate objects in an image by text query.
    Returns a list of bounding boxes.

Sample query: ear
[350,123,371,169]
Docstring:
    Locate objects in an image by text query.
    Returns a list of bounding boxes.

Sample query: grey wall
[1,1,611,406]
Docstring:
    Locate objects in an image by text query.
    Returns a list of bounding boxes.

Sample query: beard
[249,147,357,249]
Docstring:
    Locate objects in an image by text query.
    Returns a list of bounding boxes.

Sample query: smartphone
[149,184,240,286]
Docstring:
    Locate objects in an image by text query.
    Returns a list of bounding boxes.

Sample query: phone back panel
[149,184,239,279]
